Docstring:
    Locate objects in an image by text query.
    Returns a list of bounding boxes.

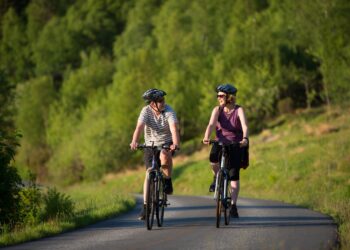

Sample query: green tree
[46,51,114,183]
[0,131,22,227]
[0,8,32,82]
[15,76,56,178]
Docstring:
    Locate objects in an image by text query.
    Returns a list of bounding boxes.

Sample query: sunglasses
[217,94,226,98]
[155,98,165,103]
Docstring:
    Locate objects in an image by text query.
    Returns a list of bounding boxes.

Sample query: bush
[43,188,74,220]
[0,132,22,229]
[17,172,42,225]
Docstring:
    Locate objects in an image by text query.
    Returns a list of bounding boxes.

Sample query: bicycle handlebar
[202,140,240,146]
[136,144,180,151]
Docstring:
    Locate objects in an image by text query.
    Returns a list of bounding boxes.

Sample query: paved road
[4,195,338,250]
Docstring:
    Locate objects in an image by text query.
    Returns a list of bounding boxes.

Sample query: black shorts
[209,143,242,181]
[144,148,161,169]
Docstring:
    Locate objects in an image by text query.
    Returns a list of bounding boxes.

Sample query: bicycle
[208,140,240,228]
[137,143,172,230]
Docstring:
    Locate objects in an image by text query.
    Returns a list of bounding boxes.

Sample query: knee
[231,180,240,189]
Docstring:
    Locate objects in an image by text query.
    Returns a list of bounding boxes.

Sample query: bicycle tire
[224,176,232,225]
[146,174,155,230]
[216,171,223,228]
[156,178,165,227]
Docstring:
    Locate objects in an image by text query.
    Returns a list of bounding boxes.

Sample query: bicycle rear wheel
[146,175,155,230]
[156,178,166,227]
[216,171,223,228]
[224,177,232,225]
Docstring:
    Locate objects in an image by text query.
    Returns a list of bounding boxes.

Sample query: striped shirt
[138,104,178,146]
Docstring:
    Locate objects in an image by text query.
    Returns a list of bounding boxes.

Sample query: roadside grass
[172,105,350,249]
[2,105,348,248]
[0,174,140,247]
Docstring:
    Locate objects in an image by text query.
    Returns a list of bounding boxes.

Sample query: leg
[230,180,240,205]
[209,162,219,192]
[143,171,148,204]
[211,162,220,175]
[229,180,240,218]
[209,143,221,192]
[139,149,153,220]
[138,170,149,220]
[160,149,172,178]
[160,149,173,194]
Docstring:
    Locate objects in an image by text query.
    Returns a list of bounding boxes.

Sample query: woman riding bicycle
[130,88,180,220]
[202,83,249,218]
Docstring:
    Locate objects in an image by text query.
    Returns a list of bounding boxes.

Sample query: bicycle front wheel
[224,177,232,225]
[146,175,156,230]
[216,171,223,228]
[156,178,166,227]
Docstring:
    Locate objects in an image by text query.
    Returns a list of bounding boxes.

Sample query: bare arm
[238,107,249,147]
[169,122,180,150]
[203,106,220,144]
[130,121,145,150]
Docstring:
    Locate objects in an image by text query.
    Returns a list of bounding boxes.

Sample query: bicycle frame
[214,143,229,203]
[137,143,169,230]
[208,140,239,227]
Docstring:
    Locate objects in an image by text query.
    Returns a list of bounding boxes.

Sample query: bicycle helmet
[142,88,167,103]
[216,84,237,95]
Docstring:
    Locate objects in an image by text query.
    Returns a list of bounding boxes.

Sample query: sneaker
[230,204,239,218]
[209,176,216,192]
[164,178,173,195]
[138,204,146,220]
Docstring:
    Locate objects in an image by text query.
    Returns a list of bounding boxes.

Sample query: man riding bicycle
[130,88,180,220]
[202,84,249,218]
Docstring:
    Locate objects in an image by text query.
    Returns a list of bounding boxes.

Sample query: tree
[0,131,22,227]
[0,8,32,82]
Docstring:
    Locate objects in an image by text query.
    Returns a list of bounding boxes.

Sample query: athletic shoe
[138,204,146,220]
[230,204,239,218]
[209,176,216,192]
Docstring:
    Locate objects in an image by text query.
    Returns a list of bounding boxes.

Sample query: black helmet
[216,84,237,95]
[142,88,166,103]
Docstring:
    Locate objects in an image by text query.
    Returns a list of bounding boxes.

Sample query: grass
[172,105,350,249]
[2,104,349,248]
[0,177,138,246]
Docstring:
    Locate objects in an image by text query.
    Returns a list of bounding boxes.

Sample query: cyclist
[202,83,249,218]
[130,88,180,220]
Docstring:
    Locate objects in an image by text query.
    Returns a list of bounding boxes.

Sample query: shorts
[209,143,242,181]
[144,148,161,169]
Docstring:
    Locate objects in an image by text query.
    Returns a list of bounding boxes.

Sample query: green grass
[2,105,349,249]
[172,105,350,249]
[0,174,139,246]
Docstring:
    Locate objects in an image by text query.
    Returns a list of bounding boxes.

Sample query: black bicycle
[137,143,170,230]
[208,140,239,228]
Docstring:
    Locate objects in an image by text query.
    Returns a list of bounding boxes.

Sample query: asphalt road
[3,195,338,250]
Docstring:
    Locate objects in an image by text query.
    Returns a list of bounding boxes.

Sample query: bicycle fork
[214,154,226,200]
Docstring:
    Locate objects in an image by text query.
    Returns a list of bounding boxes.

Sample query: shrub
[0,132,22,230]
[43,188,74,220]
[17,172,42,225]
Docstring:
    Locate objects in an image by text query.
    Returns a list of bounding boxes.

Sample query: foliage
[0,132,22,228]
[15,76,56,178]
[17,172,42,225]
[42,188,74,220]
[0,0,349,183]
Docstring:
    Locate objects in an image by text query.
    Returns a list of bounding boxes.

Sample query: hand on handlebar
[130,141,138,150]
[170,144,179,151]
[239,138,249,147]
[202,138,210,145]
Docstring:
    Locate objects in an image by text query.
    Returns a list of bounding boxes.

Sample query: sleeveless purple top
[215,105,243,143]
